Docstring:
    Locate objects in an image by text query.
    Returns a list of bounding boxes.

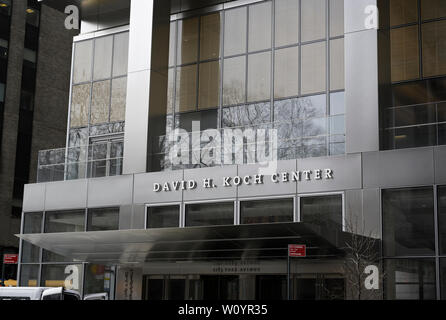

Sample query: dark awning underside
[17,223,362,265]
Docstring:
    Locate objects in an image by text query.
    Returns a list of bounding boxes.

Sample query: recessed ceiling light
[26,8,34,13]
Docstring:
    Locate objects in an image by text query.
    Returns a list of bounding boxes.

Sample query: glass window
[330,91,345,115]
[439,186,446,254]
[275,0,299,47]
[394,125,437,148]
[390,0,418,26]
[167,68,175,114]
[248,1,272,52]
[384,259,436,300]
[176,109,218,132]
[223,103,270,128]
[274,46,299,99]
[200,13,221,60]
[87,207,119,231]
[224,7,247,56]
[301,0,326,42]
[21,241,40,263]
[19,264,39,287]
[301,42,326,95]
[441,258,446,300]
[73,40,93,84]
[383,187,435,256]
[110,77,127,122]
[198,61,220,110]
[147,205,179,228]
[45,210,86,233]
[43,249,73,263]
[84,264,115,297]
[247,51,271,102]
[113,32,129,77]
[300,195,343,228]
[169,21,177,67]
[391,26,420,82]
[421,0,446,21]
[176,64,197,112]
[393,104,436,127]
[23,212,42,233]
[91,80,111,124]
[41,264,83,291]
[223,56,246,106]
[330,38,344,91]
[330,0,344,37]
[240,198,293,224]
[70,84,91,128]
[185,202,234,227]
[330,114,345,135]
[422,20,446,78]
[93,36,113,80]
[177,17,199,65]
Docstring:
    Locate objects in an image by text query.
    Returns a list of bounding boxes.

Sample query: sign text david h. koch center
[153,169,335,192]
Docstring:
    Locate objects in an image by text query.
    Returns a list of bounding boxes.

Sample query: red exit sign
[288,245,306,257]
[3,254,18,265]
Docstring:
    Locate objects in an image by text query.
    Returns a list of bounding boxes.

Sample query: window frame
[144,203,182,229]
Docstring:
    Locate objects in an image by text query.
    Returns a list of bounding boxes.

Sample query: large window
[382,1,446,150]
[240,198,293,224]
[40,264,83,291]
[23,212,43,234]
[162,0,346,170]
[439,186,446,254]
[69,32,129,149]
[146,205,180,229]
[383,187,435,257]
[84,264,115,299]
[87,207,120,231]
[384,259,436,300]
[300,194,343,228]
[185,202,234,227]
[44,210,86,233]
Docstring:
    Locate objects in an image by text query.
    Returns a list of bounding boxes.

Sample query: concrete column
[344,0,380,154]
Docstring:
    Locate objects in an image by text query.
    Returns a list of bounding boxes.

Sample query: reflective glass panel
[223,56,246,106]
[45,210,86,233]
[384,259,436,300]
[275,0,299,47]
[300,195,343,228]
[73,40,93,84]
[110,77,127,122]
[383,187,435,256]
[70,84,90,128]
[113,32,129,77]
[301,0,326,42]
[198,61,220,110]
[185,202,234,227]
[177,17,199,65]
[223,103,270,128]
[390,0,418,26]
[421,0,446,20]
[87,207,119,231]
[84,265,115,297]
[91,80,111,124]
[438,186,446,254]
[200,13,221,60]
[19,264,39,287]
[248,1,272,52]
[391,26,420,82]
[330,38,344,91]
[422,20,446,78]
[175,64,197,112]
[330,0,344,37]
[301,42,326,95]
[247,51,271,102]
[224,7,247,56]
[240,198,293,224]
[21,241,40,263]
[41,264,83,291]
[23,212,42,233]
[93,36,113,80]
[274,46,299,99]
[147,205,179,228]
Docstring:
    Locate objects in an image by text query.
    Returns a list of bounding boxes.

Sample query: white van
[0,287,108,300]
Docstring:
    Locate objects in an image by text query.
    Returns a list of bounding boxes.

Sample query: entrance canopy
[18,223,355,265]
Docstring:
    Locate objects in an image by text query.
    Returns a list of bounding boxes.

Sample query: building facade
[17,0,446,300]
[0,0,76,283]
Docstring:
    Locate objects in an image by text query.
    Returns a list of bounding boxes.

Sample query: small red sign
[3,254,18,265]
[288,245,306,257]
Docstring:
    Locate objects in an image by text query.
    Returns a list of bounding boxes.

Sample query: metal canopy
[17,223,355,265]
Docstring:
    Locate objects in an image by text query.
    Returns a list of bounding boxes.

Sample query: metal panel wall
[44,179,88,211]
[23,183,46,212]
[87,175,134,208]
